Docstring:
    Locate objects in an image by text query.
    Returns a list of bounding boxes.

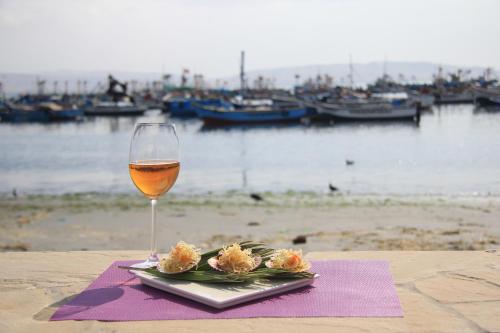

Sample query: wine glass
[129,122,180,268]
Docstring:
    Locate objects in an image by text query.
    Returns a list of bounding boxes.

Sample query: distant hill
[1,62,498,95]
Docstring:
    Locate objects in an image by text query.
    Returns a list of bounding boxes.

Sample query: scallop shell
[208,255,262,273]
[264,259,310,272]
[156,258,200,274]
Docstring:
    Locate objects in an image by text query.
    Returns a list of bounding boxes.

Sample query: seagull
[345,159,355,166]
[329,183,339,192]
[250,193,264,202]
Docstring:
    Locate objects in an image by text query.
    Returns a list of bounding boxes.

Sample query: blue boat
[164,98,227,118]
[164,98,197,117]
[38,102,84,121]
[0,102,50,123]
[194,101,311,125]
[49,107,84,121]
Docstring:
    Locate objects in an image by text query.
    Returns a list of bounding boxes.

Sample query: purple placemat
[51,260,403,321]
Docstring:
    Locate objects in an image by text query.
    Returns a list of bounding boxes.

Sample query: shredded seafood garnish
[158,241,201,273]
[267,249,311,272]
[217,243,256,273]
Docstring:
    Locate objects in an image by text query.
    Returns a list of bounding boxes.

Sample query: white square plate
[136,271,318,309]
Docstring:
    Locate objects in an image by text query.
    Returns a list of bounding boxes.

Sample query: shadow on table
[34,287,125,321]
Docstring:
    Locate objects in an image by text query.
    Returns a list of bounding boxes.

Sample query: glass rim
[135,121,175,126]
[134,122,176,127]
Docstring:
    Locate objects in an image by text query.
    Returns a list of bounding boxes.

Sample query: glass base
[130,257,159,269]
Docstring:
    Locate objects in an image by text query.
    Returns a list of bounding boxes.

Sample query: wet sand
[0,192,498,253]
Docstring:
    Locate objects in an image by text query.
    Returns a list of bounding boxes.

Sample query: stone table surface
[0,250,499,333]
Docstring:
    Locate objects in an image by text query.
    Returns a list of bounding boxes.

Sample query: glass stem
[148,199,159,263]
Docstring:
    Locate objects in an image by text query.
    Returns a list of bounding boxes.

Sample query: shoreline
[1,192,498,253]
[2,190,500,206]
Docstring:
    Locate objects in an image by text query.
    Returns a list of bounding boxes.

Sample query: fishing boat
[432,67,474,104]
[84,101,146,116]
[472,86,500,107]
[194,51,311,125]
[38,102,83,121]
[163,97,198,117]
[0,102,50,123]
[407,91,435,110]
[85,75,147,116]
[434,91,474,104]
[164,97,232,118]
[194,100,311,125]
[308,98,418,122]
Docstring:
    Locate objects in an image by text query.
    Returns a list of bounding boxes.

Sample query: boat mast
[36,77,46,95]
[348,54,354,89]
[383,54,387,78]
[240,50,246,95]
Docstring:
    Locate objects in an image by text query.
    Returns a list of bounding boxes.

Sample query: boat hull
[165,99,230,118]
[164,99,197,117]
[407,93,435,110]
[475,96,500,107]
[84,105,146,116]
[0,109,50,123]
[471,87,500,108]
[48,108,84,120]
[434,93,474,104]
[312,101,417,121]
[195,106,311,125]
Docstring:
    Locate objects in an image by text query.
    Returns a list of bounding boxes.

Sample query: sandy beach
[1,192,498,253]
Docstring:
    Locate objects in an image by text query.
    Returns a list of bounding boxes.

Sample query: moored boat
[164,97,234,118]
[407,91,435,110]
[194,100,311,125]
[84,101,147,116]
[38,102,83,121]
[308,98,418,122]
[432,67,474,104]
[472,86,500,107]
[84,75,147,116]
[434,91,474,104]
[0,103,50,123]
[163,97,197,117]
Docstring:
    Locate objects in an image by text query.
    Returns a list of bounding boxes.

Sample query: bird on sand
[293,235,307,244]
[250,193,264,201]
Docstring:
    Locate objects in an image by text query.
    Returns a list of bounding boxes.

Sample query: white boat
[230,96,273,109]
[472,86,500,107]
[311,98,418,121]
[407,91,435,109]
[434,91,474,104]
[85,101,147,116]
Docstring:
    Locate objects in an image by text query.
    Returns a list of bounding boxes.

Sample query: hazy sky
[1,0,499,77]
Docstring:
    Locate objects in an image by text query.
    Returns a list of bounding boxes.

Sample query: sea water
[0,104,499,196]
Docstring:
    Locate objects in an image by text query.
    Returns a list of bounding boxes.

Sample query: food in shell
[208,243,261,273]
[265,249,311,272]
[157,241,201,274]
